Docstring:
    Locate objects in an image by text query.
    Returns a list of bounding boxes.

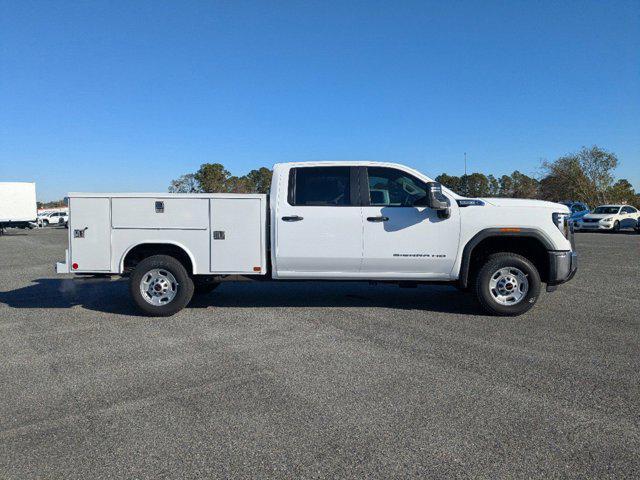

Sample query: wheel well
[123,243,194,275]
[465,236,550,285]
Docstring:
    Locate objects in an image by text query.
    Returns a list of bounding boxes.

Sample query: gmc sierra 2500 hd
[56,161,577,316]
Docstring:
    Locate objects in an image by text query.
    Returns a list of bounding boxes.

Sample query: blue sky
[1,0,638,201]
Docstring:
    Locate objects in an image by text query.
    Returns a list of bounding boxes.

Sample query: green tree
[487,174,500,196]
[540,146,618,205]
[194,163,231,193]
[607,179,636,205]
[498,175,514,197]
[245,167,273,194]
[168,173,200,193]
[510,171,539,198]
[461,173,491,197]
[435,173,462,194]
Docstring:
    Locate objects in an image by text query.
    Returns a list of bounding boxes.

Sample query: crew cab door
[274,166,362,278]
[360,167,460,279]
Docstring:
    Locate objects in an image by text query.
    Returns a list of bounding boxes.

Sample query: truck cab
[57,161,577,317]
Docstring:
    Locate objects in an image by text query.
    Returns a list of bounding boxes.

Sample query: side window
[622,206,634,214]
[367,167,427,207]
[288,167,351,206]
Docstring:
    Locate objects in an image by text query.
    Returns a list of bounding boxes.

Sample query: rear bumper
[546,250,577,290]
[56,249,70,274]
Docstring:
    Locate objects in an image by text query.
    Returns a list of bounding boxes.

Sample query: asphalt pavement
[0,227,638,479]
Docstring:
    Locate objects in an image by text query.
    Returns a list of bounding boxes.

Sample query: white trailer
[56,161,577,317]
[0,182,37,232]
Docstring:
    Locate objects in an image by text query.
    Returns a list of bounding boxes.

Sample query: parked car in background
[560,201,590,231]
[41,211,69,227]
[576,205,640,232]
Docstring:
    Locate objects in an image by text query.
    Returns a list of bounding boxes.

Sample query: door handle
[282,215,303,222]
[367,216,389,222]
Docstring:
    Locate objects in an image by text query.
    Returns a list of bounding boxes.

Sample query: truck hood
[478,198,569,211]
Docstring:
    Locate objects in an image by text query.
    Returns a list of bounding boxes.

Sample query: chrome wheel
[488,267,529,306]
[139,268,178,306]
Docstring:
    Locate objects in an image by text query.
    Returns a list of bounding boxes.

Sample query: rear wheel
[474,252,541,316]
[130,255,194,316]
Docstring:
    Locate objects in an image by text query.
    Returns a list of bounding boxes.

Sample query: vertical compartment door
[70,197,111,272]
[210,198,263,273]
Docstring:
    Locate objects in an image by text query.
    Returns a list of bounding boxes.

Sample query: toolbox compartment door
[69,197,111,272]
[111,198,208,230]
[210,198,265,273]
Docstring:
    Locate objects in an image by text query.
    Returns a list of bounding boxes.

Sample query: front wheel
[474,253,541,316]
[130,255,194,316]
[613,220,620,232]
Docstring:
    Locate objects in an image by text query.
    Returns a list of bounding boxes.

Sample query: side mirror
[424,182,451,219]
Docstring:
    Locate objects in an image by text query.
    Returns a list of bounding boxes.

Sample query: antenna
[463,152,468,196]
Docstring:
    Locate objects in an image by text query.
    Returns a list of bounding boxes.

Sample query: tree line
[169,145,639,208]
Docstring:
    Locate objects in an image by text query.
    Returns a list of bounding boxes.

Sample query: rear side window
[288,167,351,206]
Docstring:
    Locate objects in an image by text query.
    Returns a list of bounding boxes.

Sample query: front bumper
[546,250,577,291]
[577,222,612,230]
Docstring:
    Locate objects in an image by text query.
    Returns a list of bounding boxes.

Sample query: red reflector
[253,266,261,272]
[72,263,79,270]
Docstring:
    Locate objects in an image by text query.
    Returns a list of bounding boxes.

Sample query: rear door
[69,197,111,272]
[274,166,363,278]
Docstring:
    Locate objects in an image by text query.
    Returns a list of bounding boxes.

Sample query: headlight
[552,212,571,239]
[601,217,612,222]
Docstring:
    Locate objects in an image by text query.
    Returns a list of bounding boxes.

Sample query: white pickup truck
[56,161,577,316]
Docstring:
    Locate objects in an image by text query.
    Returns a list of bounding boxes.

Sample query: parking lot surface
[1,228,639,478]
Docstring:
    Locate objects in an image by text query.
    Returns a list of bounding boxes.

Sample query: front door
[360,167,460,279]
[274,166,363,278]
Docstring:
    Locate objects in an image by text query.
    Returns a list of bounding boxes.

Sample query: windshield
[593,206,620,214]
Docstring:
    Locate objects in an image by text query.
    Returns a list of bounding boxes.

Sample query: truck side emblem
[457,199,485,207]
[155,201,164,213]
[213,231,225,240]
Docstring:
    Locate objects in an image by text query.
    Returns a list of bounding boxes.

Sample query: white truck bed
[0,182,37,223]
[57,193,268,275]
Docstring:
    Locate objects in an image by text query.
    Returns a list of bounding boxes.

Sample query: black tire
[129,255,194,316]
[474,252,541,316]
[42,220,49,226]
[613,220,620,232]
